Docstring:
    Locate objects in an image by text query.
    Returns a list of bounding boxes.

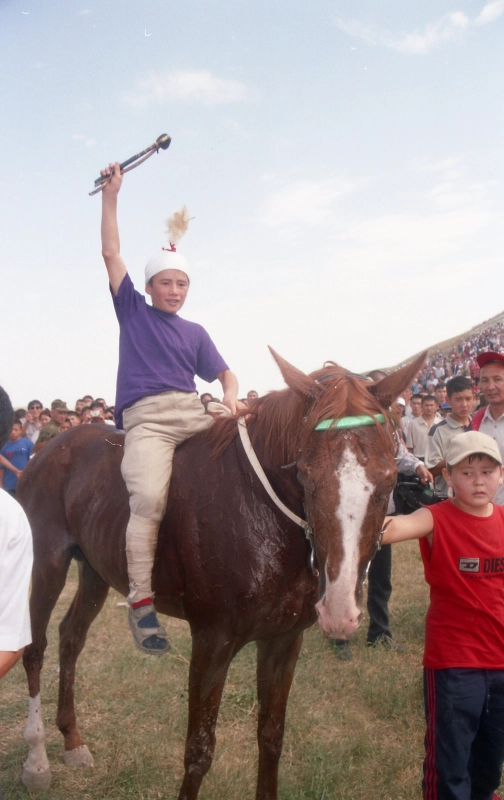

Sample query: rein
[237,418,319,576]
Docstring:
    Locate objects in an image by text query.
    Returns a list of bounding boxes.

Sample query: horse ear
[368,351,427,409]
[268,347,320,400]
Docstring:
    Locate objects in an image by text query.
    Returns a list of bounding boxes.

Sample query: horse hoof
[62,744,95,768]
[21,765,52,791]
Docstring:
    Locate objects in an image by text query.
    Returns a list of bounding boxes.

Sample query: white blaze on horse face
[315,445,374,639]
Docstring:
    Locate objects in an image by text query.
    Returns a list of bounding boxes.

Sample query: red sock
[131,597,152,609]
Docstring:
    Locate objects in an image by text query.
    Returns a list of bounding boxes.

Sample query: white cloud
[408,157,497,211]
[426,179,497,211]
[409,156,461,176]
[262,179,353,229]
[329,209,494,288]
[220,117,256,140]
[121,70,259,108]
[72,133,96,147]
[476,0,504,24]
[259,172,280,184]
[335,3,502,54]
[396,12,469,54]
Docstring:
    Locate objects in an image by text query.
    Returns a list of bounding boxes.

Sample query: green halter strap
[314,413,386,431]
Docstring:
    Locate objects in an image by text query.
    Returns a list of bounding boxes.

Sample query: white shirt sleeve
[0,490,33,651]
[406,419,415,450]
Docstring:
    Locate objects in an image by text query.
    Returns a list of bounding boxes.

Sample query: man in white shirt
[0,386,33,681]
[19,400,44,443]
[406,395,442,460]
[401,392,422,439]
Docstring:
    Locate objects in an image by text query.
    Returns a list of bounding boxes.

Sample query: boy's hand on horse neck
[218,370,242,415]
[222,393,243,415]
[222,392,241,414]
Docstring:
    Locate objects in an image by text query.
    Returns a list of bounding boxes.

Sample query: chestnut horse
[17,350,423,800]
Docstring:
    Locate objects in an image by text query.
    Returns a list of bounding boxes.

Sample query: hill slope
[392,309,504,370]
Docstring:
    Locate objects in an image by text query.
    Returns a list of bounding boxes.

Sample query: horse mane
[206,362,395,467]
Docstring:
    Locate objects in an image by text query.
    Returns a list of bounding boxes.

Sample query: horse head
[268,348,426,640]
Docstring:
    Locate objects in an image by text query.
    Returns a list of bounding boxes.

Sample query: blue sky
[1,0,503,407]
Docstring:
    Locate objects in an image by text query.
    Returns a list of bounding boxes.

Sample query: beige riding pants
[121,390,213,603]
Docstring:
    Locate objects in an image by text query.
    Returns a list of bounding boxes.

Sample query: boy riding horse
[100,162,242,655]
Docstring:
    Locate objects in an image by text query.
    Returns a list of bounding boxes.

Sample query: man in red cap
[472,351,504,505]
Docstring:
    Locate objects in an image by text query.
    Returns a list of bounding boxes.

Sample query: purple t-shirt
[112,274,228,428]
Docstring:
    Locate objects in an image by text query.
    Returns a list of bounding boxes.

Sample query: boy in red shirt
[383,431,504,800]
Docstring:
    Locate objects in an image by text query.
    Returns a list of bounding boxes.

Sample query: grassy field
[1,541,502,800]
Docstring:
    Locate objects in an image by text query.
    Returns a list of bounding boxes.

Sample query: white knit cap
[145,206,192,282]
[144,248,189,283]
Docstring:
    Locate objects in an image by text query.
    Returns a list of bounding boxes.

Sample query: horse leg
[177,628,238,800]
[22,548,72,791]
[56,557,110,765]
[255,630,304,800]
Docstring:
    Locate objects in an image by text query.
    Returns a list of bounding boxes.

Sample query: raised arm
[101,162,127,296]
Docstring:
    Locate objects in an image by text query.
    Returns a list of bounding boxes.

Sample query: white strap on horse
[237,417,315,547]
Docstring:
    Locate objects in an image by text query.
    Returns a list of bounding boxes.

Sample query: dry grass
[1,542,502,799]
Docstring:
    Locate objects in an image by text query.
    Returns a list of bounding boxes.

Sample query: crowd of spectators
[382,321,504,486]
[0,389,261,495]
[2,318,503,497]
[408,320,504,393]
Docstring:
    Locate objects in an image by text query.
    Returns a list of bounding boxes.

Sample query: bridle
[237,411,389,577]
[238,418,319,575]
[315,413,386,431]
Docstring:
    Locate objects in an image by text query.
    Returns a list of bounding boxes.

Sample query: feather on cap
[165,205,192,246]
[145,205,192,283]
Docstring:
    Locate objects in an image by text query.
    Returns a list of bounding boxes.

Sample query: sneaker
[128,603,170,655]
[367,634,405,652]
[329,639,353,661]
